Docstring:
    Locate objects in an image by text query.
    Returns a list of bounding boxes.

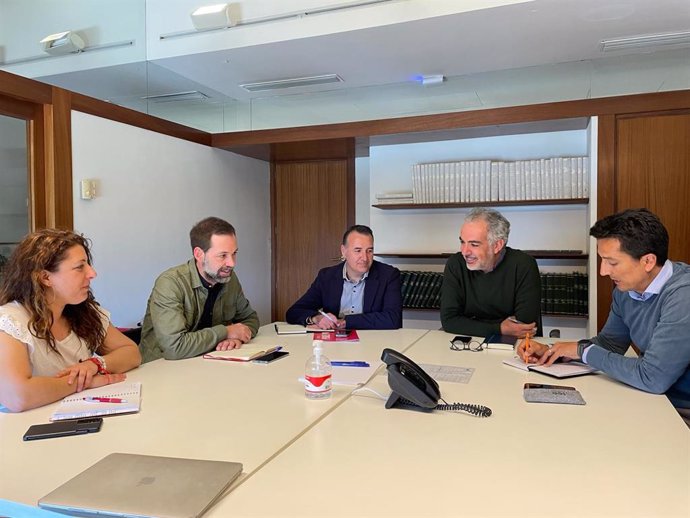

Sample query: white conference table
[0,326,427,509]
[214,330,690,518]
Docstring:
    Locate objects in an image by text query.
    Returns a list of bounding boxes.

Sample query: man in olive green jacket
[140,217,259,363]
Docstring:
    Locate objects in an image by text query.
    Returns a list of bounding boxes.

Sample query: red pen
[84,397,127,403]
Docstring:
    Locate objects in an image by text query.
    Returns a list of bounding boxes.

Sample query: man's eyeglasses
[449,337,484,352]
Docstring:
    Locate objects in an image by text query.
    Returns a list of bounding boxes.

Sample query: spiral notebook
[50,382,142,421]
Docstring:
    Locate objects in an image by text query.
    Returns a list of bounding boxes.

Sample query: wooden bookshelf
[373,198,588,210]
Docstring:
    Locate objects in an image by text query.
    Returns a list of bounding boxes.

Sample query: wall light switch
[80,179,96,200]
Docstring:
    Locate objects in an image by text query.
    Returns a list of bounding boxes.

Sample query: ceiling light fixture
[190,3,236,31]
[40,31,85,55]
[239,74,344,92]
[140,91,211,103]
[600,30,690,52]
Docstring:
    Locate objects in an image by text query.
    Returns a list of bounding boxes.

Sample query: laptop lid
[38,453,243,518]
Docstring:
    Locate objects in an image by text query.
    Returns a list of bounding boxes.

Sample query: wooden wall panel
[616,112,690,263]
[272,160,351,321]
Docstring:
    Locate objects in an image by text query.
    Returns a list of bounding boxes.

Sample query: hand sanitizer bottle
[305,340,332,399]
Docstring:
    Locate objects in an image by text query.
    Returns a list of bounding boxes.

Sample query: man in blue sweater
[521,208,690,422]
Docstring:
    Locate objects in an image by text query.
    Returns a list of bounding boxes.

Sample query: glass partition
[0,114,29,271]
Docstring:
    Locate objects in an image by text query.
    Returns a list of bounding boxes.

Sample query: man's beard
[204,259,233,284]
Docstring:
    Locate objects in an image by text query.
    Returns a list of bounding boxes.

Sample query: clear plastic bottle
[304,340,332,399]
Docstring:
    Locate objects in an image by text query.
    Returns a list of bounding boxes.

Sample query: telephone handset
[381,348,492,417]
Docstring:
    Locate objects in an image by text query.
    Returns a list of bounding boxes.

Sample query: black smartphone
[252,350,290,364]
[23,418,103,441]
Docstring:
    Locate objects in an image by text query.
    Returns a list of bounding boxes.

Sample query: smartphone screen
[252,351,290,364]
[23,418,103,441]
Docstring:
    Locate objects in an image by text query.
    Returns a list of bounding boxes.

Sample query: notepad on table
[274,324,320,335]
[275,324,307,334]
[50,382,142,421]
[203,345,282,362]
[484,334,518,351]
[503,356,596,378]
[313,330,359,342]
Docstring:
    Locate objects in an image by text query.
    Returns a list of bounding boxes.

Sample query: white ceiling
[150,0,690,101]
[33,0,690,123]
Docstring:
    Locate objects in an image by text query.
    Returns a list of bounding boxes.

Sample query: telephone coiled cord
[436,398,492,417]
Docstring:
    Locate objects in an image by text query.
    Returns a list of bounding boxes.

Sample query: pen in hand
[318,310,338,325]
[84,397,127,403]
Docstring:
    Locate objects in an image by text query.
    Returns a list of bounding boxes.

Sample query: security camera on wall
[40,31,85,56]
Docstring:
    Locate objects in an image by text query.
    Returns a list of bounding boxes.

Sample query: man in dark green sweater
[440,208,542,337]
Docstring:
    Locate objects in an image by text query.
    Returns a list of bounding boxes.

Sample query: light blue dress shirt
[338,263,368,318]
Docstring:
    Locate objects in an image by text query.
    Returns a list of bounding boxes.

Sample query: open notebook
[503,356,596,379]
[51,382,142,421]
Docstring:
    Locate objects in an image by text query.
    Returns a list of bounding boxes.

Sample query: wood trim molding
[50,88,73,229]
[596,114,617,331]
[271,138,356,162]
[213,90,690,149]
[0,70,52,104]
[27,105,47,230]
[0,95,37,119]
[270,162,278,320]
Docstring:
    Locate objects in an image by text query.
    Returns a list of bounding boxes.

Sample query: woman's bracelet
[80,354,109,375]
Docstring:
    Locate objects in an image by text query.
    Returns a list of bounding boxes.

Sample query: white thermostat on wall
[80,179,97,200]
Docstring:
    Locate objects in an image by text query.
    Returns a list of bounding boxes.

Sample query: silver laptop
[38,453,243,518]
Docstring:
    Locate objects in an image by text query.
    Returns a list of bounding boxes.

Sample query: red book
[313,330,359,342]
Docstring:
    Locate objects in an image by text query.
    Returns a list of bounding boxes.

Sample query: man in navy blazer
[286,225,402,330]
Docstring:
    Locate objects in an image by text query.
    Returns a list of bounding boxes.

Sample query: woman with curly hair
[0,229,141,412]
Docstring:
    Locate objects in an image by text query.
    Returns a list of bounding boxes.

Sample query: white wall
[71,111,271,327]
[355,156,370,227]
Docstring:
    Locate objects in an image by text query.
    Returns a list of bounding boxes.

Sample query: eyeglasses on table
[449,337,485,352]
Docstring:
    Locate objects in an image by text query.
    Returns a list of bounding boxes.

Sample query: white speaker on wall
[40,31,85,55]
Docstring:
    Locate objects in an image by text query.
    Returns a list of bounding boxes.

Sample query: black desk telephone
[381,348,492,417]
